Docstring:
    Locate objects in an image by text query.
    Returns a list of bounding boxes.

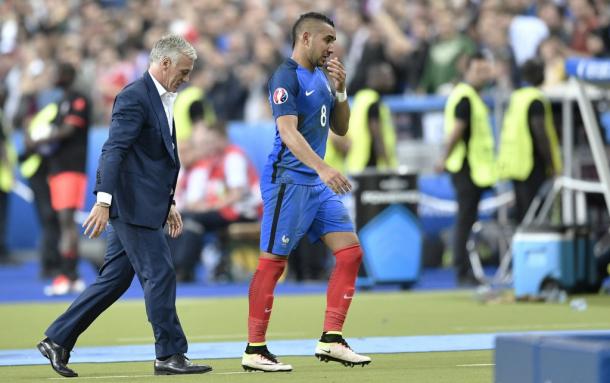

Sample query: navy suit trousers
[45,219,187,358]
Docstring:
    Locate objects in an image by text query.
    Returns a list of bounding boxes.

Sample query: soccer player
[32,63,90,296]
[241,12,371,372]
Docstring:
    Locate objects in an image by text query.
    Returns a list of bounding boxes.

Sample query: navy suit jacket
[95,72,180,229]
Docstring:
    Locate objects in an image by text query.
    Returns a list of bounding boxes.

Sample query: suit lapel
[172,120,180,167]
[143,72,176,163]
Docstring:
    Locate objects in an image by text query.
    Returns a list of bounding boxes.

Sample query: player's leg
[242,183,313,372]
[309,186,371,366]
[241,252,292,372]
[45,172,87,296]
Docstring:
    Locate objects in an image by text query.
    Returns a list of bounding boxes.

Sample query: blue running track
[3,330,610,366]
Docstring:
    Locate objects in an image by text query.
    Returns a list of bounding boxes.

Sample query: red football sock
[324,244,363,333]
[247,257,287,344]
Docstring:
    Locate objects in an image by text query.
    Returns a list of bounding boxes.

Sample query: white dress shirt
[149,71,177,135]
[97,71,177,206]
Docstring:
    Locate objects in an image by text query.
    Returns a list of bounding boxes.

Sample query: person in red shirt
[173,120,261,282]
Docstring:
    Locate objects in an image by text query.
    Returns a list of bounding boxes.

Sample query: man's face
[160,54,194,92]
[469,59,493,88]
[307,23,336,67]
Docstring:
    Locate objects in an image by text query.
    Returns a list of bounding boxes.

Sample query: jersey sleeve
[268,67,299,119]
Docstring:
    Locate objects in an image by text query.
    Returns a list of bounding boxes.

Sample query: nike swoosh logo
[320,349,332,353]
[264,308,272,313]
[305,90,315,96]
[343,294,353,299]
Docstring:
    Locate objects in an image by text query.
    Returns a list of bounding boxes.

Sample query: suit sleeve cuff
[97,192,112,205]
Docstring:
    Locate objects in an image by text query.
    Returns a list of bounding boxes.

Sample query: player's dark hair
[291,12,334,48]
[521,58,545,87]
[55,62,76,89]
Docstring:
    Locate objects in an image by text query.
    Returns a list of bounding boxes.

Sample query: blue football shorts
[259,182,355,256]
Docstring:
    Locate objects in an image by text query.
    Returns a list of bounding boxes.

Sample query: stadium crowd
[1,0,610,285]
[1,0,609,129]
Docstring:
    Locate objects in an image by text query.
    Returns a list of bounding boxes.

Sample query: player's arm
[36,98,88,145]
[327,58,350,136]
[277,115,351,194]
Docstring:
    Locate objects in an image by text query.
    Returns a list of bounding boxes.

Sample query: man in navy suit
[36,34,212,377]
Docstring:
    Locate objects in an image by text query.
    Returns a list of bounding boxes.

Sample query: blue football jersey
[262,58,335,185]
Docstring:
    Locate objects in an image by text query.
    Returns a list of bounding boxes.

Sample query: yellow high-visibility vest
[173,86,216,142]
[325,89,397,173]
[444,83,496,187]
[498,86,562,180]
[0,112,15,193]
[20,103,58,178]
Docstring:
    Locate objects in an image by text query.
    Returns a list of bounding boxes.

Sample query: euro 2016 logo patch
[273,87,288,105]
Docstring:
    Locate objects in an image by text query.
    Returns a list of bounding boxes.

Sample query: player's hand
[166,205,183,238]
[326,57,346,93]
[319,164,352,195]
[82,204,110,239]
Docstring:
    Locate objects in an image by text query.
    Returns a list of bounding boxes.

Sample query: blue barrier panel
[495,335,543,383]
[495,334,610,383]
[565,58,610,83]
[539,336,610,383]
[359,204,422,285]
[227,121,275,176]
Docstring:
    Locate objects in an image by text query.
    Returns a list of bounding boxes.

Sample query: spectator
[173,120,261,282]
[419,8,477,94]
[505,5,550,67]
[568,0,600,54]
[538,36,570,88]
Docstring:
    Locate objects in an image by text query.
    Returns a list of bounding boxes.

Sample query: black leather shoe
[37,337,78,378]
[154,354,213,375]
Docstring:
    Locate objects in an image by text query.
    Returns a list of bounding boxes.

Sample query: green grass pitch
[2,290,610,382]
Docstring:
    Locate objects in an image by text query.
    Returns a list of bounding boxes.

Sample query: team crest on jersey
[273,87,288,104]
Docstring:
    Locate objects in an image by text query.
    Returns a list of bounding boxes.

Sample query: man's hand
[318,164,352,195]
[326,57,346,92]
[82,204,110,239]
[166,205,183,238]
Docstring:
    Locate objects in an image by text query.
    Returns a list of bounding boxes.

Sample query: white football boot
[315,334,372,367]
[241,345,292,372]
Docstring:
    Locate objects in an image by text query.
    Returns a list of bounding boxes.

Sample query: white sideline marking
[456,363,495,367]
[49,371,249,380]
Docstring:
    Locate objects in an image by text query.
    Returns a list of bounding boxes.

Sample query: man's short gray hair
[149,34,197,65]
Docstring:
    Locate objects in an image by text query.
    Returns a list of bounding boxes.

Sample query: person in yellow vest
[499,58,562,223]
[18,102,63,277]
[173,63,216,142]
[325,62,398,173]
[0,93,16,265]
[436,52,496,287]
